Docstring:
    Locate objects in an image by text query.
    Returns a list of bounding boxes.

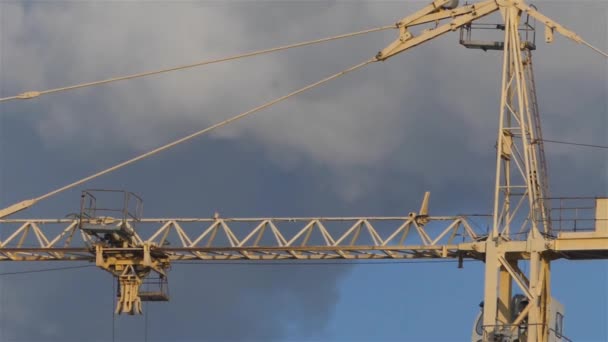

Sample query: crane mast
[484,6,551,340]
[1,1,607,341]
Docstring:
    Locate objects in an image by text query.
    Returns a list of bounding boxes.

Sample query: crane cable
[0,25,392,103]
[172,259,478,266]
[581,41,608,58]
[1,12,605,213]
[28,58,375,204]
[112,276,117,342]
[0,264,93,276]
[144,303,149,342]
[0,24,605,104]
[540,138,608,150]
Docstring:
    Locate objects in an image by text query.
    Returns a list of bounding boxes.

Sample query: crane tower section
[0,0,607,341]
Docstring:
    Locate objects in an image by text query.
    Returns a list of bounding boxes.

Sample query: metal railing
[80,189,143,223]
[545,197,600,233]
[139,275,170,302]
[459,10,537,51]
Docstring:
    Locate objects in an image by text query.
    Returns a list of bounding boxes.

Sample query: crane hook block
[116,275,143,315]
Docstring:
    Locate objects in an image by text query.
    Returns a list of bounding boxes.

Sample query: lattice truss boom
[0,216,484,261]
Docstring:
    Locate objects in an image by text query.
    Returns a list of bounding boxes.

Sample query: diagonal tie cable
[0,58,376,218]
[0,25,392,103]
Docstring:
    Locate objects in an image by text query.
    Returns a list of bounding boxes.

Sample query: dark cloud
[0,1,606,341]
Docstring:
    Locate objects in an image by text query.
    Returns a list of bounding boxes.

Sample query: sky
[0,0,606,341]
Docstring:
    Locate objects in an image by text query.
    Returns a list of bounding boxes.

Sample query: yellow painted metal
[0,2,605,341]
[0,199,37,219]
[0,215,480,261]
[482,240,500,339]
[595,198,608,234]
[498,264,513,324]
[376,0,499,61]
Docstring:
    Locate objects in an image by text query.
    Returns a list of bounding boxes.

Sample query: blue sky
[0,1,606,341]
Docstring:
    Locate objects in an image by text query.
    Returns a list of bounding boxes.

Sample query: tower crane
[1,1,607,341]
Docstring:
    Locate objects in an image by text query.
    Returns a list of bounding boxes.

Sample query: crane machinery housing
[1,1,607,341]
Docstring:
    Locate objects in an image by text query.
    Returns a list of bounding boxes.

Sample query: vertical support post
[143,243,152,267]
[498,263,513,324]
[483,241,500,339]
[486,2,552,340]
[527,251,542,342]
[596,198,608,234]
[527,247,551,342]
[542,258,551,341]
[483,243,515,340]
[95,244,105,267]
